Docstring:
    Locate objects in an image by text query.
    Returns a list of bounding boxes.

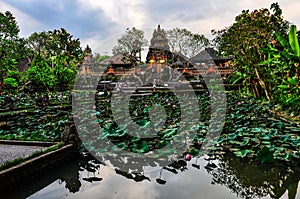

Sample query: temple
[146,25,173,63]
[191,47,232,68]
[95,25,233,78]
[79,45,97,75]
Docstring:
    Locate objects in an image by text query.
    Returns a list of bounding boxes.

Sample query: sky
[1,0,300,55]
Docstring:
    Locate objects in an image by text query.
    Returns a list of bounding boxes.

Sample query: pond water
[3,152,299,199]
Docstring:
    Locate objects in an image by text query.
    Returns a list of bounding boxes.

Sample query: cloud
[0,0,119,45]
[0,1,42,37]
[78,0,148,29]
[1,0,300,54]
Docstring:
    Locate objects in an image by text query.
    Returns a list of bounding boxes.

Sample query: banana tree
[275,25,300,60]
[261,25,300,110]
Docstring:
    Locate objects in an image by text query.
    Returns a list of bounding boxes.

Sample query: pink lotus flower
[185,154,192,161]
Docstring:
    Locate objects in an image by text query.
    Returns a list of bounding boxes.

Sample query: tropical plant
[260,25,300,111]
[212,3,290,100]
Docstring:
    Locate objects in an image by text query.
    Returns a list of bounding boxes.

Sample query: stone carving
[62,116,81,145]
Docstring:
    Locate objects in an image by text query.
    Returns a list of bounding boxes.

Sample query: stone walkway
[0,144,46,165]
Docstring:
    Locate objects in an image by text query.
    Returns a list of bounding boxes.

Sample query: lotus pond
[1,90,300,198]
[0,92,71,141]
[73,90,300,163]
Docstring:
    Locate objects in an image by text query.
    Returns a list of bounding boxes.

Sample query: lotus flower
[185,154,192,161]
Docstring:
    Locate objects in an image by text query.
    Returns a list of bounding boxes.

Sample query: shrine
[98,25,233,78]
[191,47,232,68]
[146,24,173,63]
[79,45,98,75]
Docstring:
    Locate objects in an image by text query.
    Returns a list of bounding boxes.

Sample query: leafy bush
[3,77,18,88]
[27,55,55,90]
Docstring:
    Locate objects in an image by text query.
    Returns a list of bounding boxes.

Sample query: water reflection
[207,154,300,199]
[3,152,299,199]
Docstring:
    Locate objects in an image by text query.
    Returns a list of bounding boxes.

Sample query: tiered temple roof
[146,25,173,63]
[191,47,233,66]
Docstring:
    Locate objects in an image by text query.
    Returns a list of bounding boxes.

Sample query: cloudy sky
[1,0,300,55]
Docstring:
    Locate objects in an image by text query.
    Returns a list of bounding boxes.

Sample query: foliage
[112,27,148,63]
[94,53,110,64]
[26,28,84,91]
[74,87,300,162]
[212,3,289,100]
[167,28,210,58]
[52,55,78,91]
[260,25,300,112]
[0,11,29,85]
[3,77,18,90]
[0,11,83,93]
[27,28,83,63]
[0,105,70,141]
[27,54,55,90]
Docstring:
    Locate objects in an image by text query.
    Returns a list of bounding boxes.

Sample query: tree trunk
[254,67,272,100]
[253,80,260,98]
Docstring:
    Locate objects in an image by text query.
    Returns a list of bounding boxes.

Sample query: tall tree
[26,28,84,91]
[112,27,148,62]
[212,3,289,100]
[0,11,28,85]
[167,28,209,58]
[27,28,83,65]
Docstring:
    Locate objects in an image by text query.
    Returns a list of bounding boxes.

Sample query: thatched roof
[191,48,233,63]
[99,54,132,66]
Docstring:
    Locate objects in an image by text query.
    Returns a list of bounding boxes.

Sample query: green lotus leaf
[136,119,150,127]
[278,152,291,161]
[261,141,271,145]
[241,138,250,146]
[229,148,240,152]
[161,128,177,139]
[131,136,140,143]
[132,141,149,153]
[260,135,271,140]
[292,151,300,158]
[189,148,200,156]
[227,133,238,140]
[251,128,262,133]
[234,149,252,158]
